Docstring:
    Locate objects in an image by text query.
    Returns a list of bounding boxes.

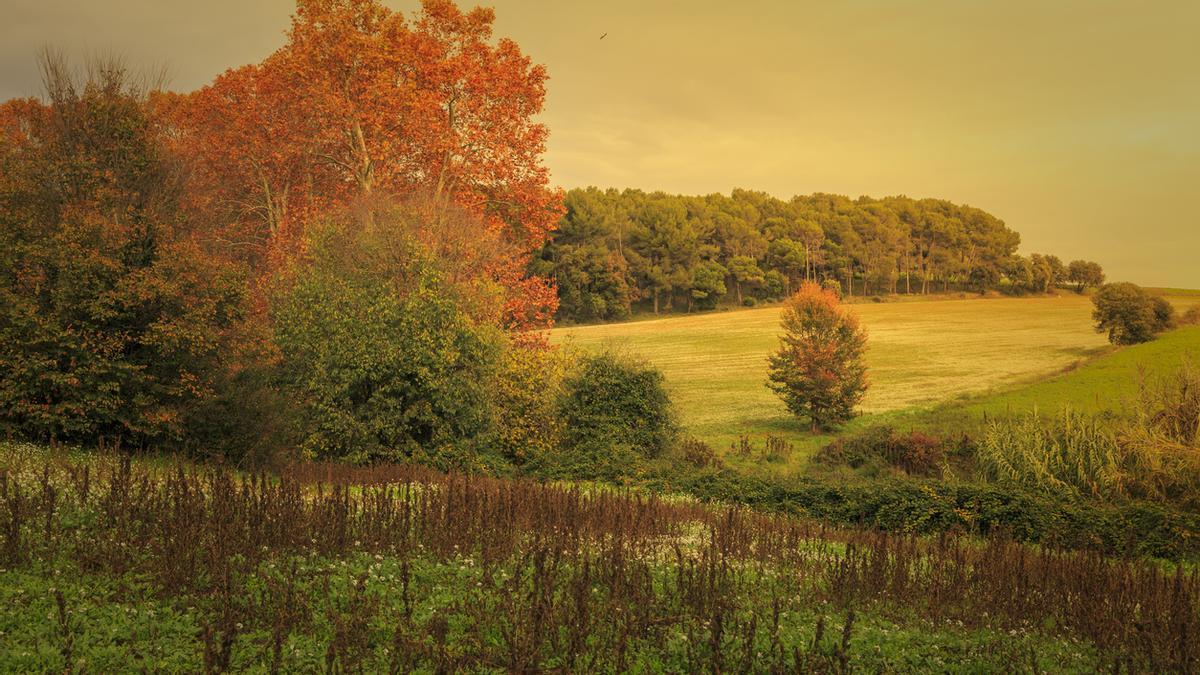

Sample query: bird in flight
[600,33,607,40]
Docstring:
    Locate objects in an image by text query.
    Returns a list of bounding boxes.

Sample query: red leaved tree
[161,0,562,328]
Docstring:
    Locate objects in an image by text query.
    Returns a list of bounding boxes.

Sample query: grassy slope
[895,324,1200,436]
[551,294,1200,461]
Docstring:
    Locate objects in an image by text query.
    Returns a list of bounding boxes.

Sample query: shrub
[674,436,721,468]
[1121,361,1200,506]
[1091,282,1173,345]
[488,344,573,468]
[558,352,676,459]
[816,426,946,477]
[0,65,248,448]
[767,282,869,431]
[272,239,503,466]
[657,464,1200,561]
[1179,304,1200,326]
[977,409,1124,499]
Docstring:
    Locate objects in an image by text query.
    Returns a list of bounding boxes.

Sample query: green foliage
[727,255,765,304]
[663,465,1200,561]
[978,391,1200,507]
[767,283,869,431]
[1120,361,1200,506]
[978,409,1125,499]
[3,449,1151,672]
[1092,282,1173,345]
[558,352,676,462]
[488,344,574,468]
[1067,259,1106,292]
[272,222,503,466]
[673,436,722,468]
[688,260,727,309]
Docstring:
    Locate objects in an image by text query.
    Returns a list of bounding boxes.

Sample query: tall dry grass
[0,451,1196,671]
[978,360,1200,507]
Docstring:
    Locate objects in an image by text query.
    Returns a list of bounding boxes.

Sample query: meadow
[551,294,1200,456]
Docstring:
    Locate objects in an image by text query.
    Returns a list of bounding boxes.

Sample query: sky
[3,0,1198,287]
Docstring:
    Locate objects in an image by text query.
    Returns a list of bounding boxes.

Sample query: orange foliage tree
[766,282,869,431]
[161,0,562,328]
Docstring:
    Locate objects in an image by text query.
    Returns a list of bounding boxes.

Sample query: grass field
[551,293,1200,456]
[898,323,1200,436]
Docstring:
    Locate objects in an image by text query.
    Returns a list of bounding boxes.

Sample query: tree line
[534,187,1106,323]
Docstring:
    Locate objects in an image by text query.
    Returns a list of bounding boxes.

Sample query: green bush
[273,258,503,467]
[1091,282,1173,345]
[821,278,843,299]
[979,399,1200,507]
[654,467,1200,561]
[558,352,676,460]
[673,436,722,468]
[488,344,574,468]
[977,409,1123,499]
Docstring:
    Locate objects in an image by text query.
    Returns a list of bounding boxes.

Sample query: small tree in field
[1092,282,1174,345]
[767,282,869,431]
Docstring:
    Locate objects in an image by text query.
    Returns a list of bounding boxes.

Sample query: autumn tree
[766,282,869,431]
[164,0,562,328]
[0,54,246,445]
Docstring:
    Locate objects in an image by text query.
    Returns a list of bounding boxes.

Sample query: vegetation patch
[1,447,1193,672]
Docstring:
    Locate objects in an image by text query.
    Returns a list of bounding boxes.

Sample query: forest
[536,187,1106,322]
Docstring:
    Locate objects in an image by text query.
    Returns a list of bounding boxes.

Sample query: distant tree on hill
[1068,260,1106,293]
[1030,254,1065,293]
[728,255,766,305]
[1092,282,1174,345]
[767,282,869,431]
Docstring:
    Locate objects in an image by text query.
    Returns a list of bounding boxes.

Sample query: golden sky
[3,0,1197,287]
